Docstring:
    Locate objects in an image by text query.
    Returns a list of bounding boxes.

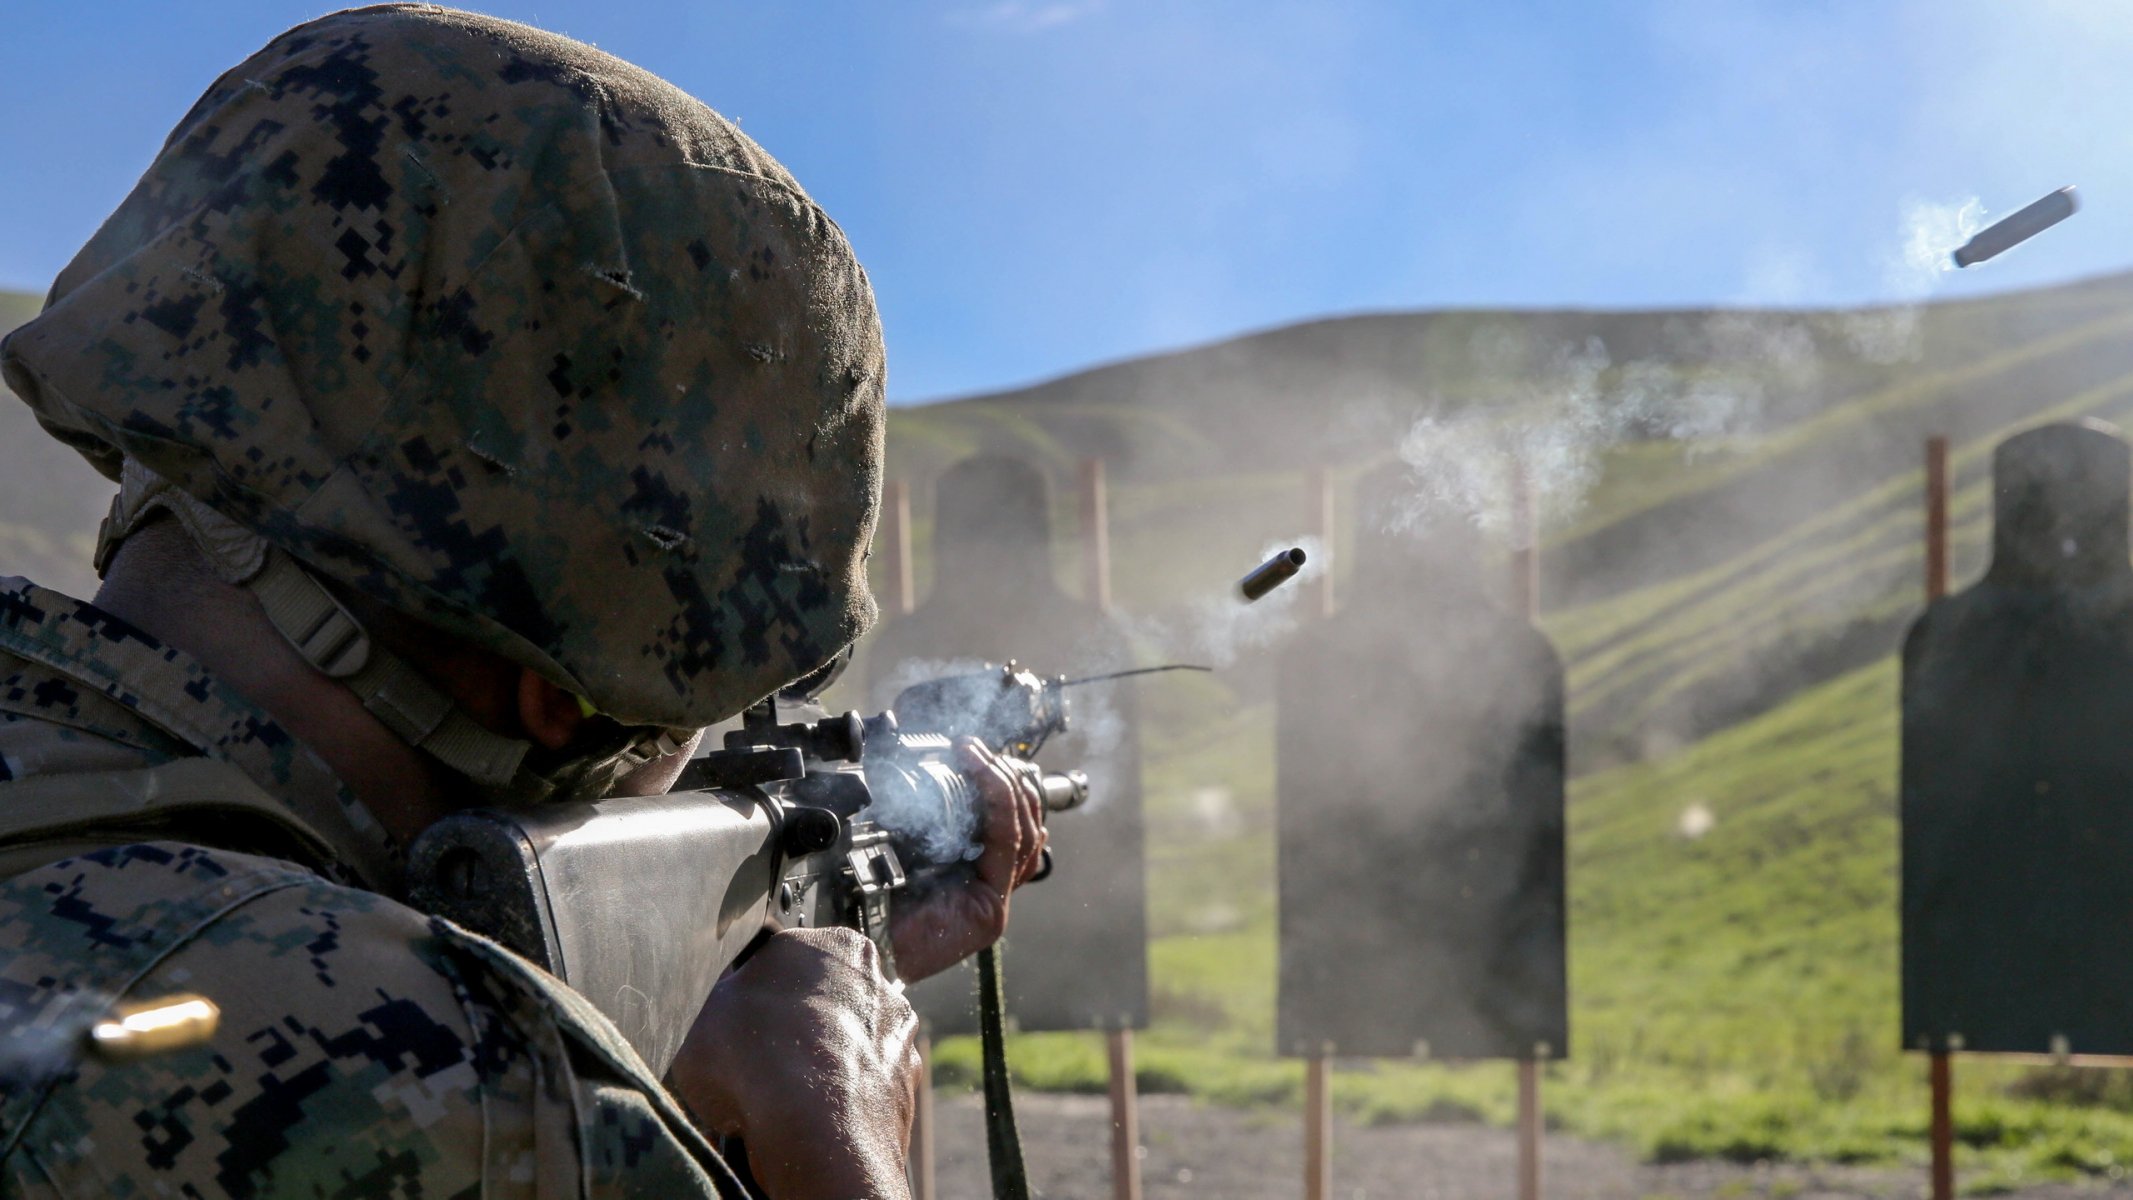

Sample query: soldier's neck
[91,519,458,846]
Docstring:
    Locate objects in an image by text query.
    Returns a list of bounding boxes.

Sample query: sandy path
[926,1092,2130,1199]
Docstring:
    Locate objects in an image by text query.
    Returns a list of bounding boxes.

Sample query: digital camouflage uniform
[0,578,743,1196]
[0,5,886,1196]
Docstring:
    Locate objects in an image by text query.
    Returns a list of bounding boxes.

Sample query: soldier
[0,7,1047,1199]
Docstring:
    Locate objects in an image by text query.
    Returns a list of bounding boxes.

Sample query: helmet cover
[1,3,886,728]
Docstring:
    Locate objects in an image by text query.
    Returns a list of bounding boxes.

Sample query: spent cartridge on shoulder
[88,994,220,1061]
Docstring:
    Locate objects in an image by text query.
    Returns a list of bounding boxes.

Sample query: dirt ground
[925,1092,2132,1199]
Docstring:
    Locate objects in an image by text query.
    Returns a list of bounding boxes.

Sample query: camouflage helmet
[0,4,885,735]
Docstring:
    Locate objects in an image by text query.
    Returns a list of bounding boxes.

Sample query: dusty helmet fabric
[0,3,885,728]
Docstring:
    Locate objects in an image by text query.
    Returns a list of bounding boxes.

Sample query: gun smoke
[861,654,1134,860]
[863,656,994,860]
[1841,195,1986,363]
[1389,333,1771,543]
[1396,195,1981,507]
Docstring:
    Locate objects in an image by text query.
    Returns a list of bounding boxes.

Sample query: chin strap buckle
[245,554,532,789]
[249,555,372,678]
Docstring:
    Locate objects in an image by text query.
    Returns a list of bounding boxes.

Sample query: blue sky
[4,1,2131,402]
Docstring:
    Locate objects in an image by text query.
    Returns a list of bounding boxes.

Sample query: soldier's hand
[669,927,920,1200]
[887,737,1050,982]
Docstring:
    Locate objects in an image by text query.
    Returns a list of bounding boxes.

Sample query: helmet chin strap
[245,551,533,788]
[98,460,674,802]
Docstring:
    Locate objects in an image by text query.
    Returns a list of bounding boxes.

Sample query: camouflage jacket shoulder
[0,842,741,1197]
[0,576,395,889]
[0,579,743,1197]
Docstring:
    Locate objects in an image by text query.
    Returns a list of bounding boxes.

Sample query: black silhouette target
[1276,468,1567,1060]
[865,455,1148,1034]
[1903,420,2133,1055]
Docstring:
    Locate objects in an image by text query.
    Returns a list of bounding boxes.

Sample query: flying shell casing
[1237,547,1308,603]
[88,994,220,1061]
[1953,187,2078,268]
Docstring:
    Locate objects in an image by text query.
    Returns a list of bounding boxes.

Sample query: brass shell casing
[87,994,221,1061]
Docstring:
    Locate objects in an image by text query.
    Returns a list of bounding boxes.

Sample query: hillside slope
[0,289,107,597]
[872,271,2133,764]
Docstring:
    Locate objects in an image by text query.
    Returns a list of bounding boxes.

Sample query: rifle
[403,660,1099,1079]
[407,660,1142,1198]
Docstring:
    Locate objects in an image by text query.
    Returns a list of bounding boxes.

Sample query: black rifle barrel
[1238,547,1307,602]
[1954,187,2077,268]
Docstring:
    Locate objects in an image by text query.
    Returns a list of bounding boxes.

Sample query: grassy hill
[0,288,107,598]
[872,273,2133,760]
[0,291,37,328]
[855,272,2133,1191]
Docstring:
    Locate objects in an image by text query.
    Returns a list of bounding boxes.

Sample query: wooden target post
[1305,1051,1333,1200]
[1107,1024,1142,1200]
[1922,435,1953,1200]
[1517,1060,1542,1200]
[1079,457,1143,1200]
[1510,461,1543,1200]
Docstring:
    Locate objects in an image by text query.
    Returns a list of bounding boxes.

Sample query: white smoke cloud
[1897,196,1987,291]
[863,651,1135,850]
[1843,195,1986,363]
[1390,333,1771,542]
[865,655,993,862]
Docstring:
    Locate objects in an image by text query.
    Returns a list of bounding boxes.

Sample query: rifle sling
[978,945,1030,1200]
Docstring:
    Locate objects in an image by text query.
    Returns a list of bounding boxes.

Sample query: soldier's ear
[516,668,589,752]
